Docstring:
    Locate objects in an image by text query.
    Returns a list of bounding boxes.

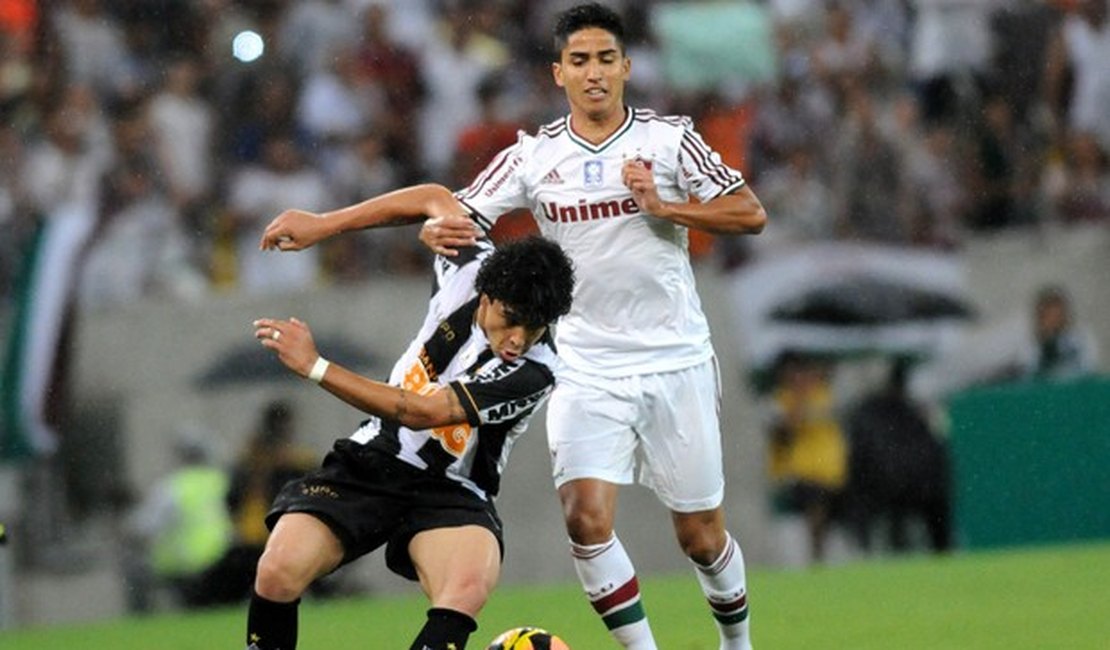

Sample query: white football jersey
[456,107,746,376]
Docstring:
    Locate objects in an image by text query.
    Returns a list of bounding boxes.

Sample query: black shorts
[267,438,504,581]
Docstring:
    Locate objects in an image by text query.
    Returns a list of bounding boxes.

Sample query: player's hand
[259,209,327,251]
[622,158,665,216]
[419,214,479,257]
[253,317,319,378]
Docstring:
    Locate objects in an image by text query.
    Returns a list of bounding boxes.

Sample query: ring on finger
[272,330,281,341]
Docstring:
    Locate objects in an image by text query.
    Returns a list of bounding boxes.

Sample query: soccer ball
[486,626,570,650]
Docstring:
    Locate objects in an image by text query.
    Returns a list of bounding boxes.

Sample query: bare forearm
[317,361,468,430]
[323,184,465,235]
[252,317,467,427]
[655,186,767,235]
[261,184,467,251]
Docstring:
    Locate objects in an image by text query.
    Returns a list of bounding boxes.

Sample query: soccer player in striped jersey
[258,4,766,648]
[244,236,574,650]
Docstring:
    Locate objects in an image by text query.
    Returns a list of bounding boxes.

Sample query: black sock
[246,589,300,650]
[409,607,478,650]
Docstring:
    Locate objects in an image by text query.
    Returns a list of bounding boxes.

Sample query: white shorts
[546,357,725,513]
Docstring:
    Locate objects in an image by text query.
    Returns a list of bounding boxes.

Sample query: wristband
[308,356,330,384]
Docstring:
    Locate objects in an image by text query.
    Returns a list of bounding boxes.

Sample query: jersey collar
[565,106,635,154]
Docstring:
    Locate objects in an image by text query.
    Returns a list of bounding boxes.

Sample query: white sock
[571,534,658,650]
[693,533,752,650]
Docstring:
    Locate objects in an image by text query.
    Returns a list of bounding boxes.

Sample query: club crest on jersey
[584,159,603,188]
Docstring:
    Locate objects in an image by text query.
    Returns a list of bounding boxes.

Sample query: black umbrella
[728,242,979,377]
[770,276,976,326]
[194,335,380,388]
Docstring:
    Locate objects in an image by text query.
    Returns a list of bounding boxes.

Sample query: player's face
[553,27,630,123]
[477,295,547,363]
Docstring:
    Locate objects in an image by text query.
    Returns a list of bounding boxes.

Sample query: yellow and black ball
[486,626,570,650]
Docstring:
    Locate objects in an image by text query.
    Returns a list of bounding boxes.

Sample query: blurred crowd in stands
[0,0,1108,309]
[125,400,327,611]
[761,279,1101,565]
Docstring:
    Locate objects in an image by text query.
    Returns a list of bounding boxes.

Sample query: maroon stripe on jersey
[632,109,685,127]
[679,129,732,183]
[630,109,733,185]
[592,577,641,614]
[631,110,747,198]
[683,129,737,184]
[680,136,728,189]
[631,110,746,198]
[712,179,747,200]
[538,117,567,139]
[681,130,742,190]
[539,124,568,140]
[460,146,517,202]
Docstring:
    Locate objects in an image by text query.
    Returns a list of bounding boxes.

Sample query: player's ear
[552,61,565,88]
[477,293,493,318]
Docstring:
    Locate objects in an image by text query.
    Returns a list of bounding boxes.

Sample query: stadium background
[1,0,1108,636]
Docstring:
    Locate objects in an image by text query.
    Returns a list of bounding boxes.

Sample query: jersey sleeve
[448,360,555,427]
[675,117,747,203]
[453,131,531,234]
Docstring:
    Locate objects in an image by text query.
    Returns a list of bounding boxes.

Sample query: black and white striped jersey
[455,107,746,377]
[350,239,558,501]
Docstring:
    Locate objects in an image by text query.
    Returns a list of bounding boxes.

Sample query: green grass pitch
[5,542,1108,649]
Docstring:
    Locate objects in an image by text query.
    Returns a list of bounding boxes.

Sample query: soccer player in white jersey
[258,4,766,648]
[244,236,574,650]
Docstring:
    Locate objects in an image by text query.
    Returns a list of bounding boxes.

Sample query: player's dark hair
[552,2,626,60]
[475,236,575,329]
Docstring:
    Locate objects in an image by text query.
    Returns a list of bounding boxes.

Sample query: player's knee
[563,506,614,544]
[459,581,493,614]
[254,549,312,602]
[434,574,493,617]
[560,495,614,544]
[681,537,721,566]
[676,524,727,565]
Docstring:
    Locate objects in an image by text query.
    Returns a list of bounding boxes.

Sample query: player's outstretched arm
[259,183,469,251]
[253,317,469,430]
